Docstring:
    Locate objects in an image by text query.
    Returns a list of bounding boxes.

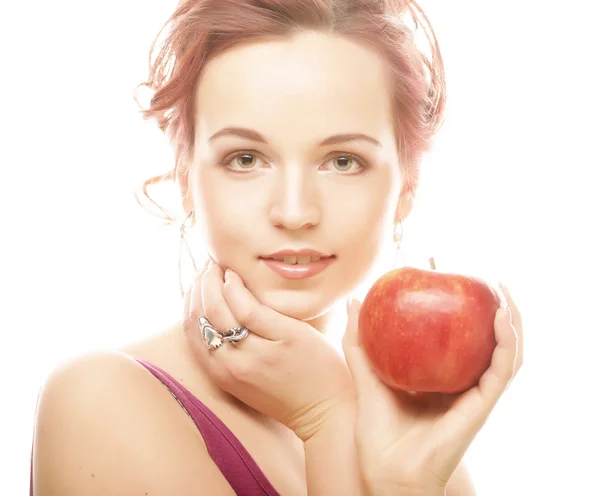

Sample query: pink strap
[135,359,280,496]
[29,360,280,496]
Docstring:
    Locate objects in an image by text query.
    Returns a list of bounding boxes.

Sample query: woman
[31,0,523,494]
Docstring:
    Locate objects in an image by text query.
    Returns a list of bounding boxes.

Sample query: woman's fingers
[446,304,521,439]
[500,282,522,328]
[182,257,212,329]
[342,299,383,401]
[437,283,524,448]
[478,306,520,401]
[183,264,213,368]
[342,299,437,418]
[475,283,523,403]
[201,263,239,333]
[499,283,523,371]
[222,269,299,342]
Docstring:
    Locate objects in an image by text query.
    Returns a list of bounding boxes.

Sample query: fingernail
[224,269,231,281]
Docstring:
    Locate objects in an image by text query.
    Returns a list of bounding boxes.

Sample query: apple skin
[358,267,501,394]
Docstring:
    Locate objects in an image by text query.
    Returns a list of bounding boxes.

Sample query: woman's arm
[303,403,365,496]
[32,351,235,495]
[447,462,477,496]
[302,406,476,496]
[342,285,521,496]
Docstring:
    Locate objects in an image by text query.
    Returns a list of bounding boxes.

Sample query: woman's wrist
[301,396,355,442]
[362,478,446,496]
[303,400,364,495]
[293,392,355,443]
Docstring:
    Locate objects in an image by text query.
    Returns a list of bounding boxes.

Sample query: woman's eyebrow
[208,127,382,147]
[320,133,381,147]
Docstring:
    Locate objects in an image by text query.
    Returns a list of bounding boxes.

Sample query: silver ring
[198,316,224,351]
[222,325,249,344]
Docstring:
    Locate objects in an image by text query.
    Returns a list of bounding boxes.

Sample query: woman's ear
[395,190,414,224]
[176,163,194,216]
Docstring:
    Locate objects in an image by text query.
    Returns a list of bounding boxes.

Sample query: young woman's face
[185,31,406,321]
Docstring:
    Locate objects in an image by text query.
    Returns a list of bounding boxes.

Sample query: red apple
[358,266,501,394]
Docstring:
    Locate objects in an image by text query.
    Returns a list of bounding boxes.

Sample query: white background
[1,1,598,494]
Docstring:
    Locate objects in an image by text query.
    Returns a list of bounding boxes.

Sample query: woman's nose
[268,167,321,230]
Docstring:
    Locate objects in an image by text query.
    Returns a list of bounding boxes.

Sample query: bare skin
[120,324,308,495]
[31,32,520,495]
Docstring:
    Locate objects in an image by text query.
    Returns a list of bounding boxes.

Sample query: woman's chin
[254,287,337,322]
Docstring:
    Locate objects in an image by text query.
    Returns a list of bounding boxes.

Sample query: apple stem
[429,257,437,270]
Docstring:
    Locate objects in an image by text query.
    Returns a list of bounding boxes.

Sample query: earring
[393,220,404,269]
[179,210,198,297]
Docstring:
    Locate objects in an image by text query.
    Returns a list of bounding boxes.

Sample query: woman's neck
[306,303,345,337]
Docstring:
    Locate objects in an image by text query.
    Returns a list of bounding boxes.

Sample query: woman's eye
[333,156,353,171]
[323,155,365,173]
[222,152,366,173]
[235,153,257,168]
[225,152,264,171]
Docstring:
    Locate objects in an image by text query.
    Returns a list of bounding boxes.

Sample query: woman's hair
[136,0,446,222]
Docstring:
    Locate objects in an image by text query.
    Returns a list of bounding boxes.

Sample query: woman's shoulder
[41,349,149,389]
[35,349,171,419]
[35,350,155,418]
[32,348,235,495]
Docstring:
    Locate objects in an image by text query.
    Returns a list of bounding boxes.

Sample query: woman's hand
[342,284,523,495]
[182,261,355,442]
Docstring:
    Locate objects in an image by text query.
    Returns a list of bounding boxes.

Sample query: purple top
[30,358,280,496]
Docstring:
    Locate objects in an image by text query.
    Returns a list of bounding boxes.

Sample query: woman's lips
[260,256,335,280]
